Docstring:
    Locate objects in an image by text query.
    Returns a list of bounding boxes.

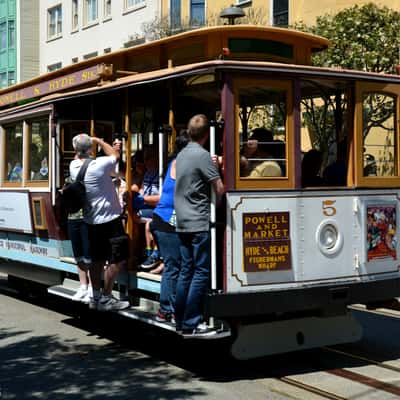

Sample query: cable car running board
[47,280,231,340]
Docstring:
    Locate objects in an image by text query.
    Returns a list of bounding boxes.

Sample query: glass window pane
[0,22,6,49]
[29,118,49,181]
[191,0,204,25]
[170,0,181,28]
[238,86,287,178]
[363,93,396,177]
[5,123,23,182]
[8,20,14,47]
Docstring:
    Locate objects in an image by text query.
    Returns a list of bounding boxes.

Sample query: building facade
[0,0,39,88]
[40,0,160,74]
[161,0,399,29]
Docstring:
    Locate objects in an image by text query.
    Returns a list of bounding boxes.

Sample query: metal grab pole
[209,121,217,296]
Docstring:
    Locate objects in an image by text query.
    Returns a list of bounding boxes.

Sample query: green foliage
[294,3,400,73]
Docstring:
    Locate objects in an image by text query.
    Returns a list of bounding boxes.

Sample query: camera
[113,131,128,141]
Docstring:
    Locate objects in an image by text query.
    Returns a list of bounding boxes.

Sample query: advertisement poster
[0,192,33,233]
[367,205,397,261]
[242,212,291,272]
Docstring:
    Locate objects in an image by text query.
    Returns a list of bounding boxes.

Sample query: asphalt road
[0,276,294,400]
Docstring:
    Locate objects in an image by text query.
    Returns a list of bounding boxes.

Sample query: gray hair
[72,133,92,156]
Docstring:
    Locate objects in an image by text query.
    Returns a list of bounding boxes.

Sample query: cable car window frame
[234,78,294,190]
[354,82,400,187]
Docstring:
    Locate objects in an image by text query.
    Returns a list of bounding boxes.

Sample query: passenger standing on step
[67,135,93,303]
[74,133,130,311]
[151,130,190,323]
[174,114,225,336]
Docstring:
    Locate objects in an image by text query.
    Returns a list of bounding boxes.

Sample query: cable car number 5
[322,200,337,216]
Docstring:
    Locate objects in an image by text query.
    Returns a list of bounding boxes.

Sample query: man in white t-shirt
[72,133,129,311]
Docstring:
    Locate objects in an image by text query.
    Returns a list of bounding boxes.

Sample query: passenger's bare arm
[92,137,119,159]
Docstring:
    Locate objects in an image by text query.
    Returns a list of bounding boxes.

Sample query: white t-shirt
[70,156,122,225]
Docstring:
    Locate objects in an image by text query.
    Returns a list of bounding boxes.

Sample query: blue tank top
[153,161,176,226]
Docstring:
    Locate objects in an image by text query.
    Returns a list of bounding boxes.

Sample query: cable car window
[29,118,49,181]
[362,93,396,177]
[5,122,23,183]
[238,86,287,178]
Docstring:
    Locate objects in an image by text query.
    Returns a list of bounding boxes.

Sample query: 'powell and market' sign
[0,65,101,107]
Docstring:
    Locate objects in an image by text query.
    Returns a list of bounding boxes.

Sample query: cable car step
[47,279,231,340]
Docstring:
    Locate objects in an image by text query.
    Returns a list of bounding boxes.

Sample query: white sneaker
[82,292,91,304]
[97,295,130,311]
[72,286,88,302]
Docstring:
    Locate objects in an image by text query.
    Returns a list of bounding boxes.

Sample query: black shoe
[141,251,161,270]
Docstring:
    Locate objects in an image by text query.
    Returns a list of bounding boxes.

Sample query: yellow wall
[161,0,399,27]
[290,0,399,25]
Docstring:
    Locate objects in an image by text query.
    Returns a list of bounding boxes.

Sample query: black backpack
[61,158,92,214]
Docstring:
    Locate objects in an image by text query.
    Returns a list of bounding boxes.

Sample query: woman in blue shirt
[150,131,189,322]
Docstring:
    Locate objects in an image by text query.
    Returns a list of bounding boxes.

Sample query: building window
[48,5,62,39]
[83,51,98,59]
[104,0,111,18]
[124,0,145,10]
[170,0,181,29]
[190,0,205,26]
[8,71,15,86]
[8,20,14,48]
[0,22,6,49]
[273,0,288,27]
[0,72,7,88]
[104,47,111,53]
[47,62,62,72]
[72,0,79,30]
[72,57,79,63]
[84,0,98,25]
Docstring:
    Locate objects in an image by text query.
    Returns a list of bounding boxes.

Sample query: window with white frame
[47,62,62,72]
[72,0,79,30]
[190,0,205,26]
[48,5,62,39]
[104,0,111,18]
[84,0,98,25]
[124,0,145,11]
[272,0,288,27]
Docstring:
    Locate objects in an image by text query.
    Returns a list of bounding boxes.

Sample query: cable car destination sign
[0,65,101,108]
[243,212,291,272]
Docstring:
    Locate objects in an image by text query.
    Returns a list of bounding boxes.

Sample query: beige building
[161,0,399,28]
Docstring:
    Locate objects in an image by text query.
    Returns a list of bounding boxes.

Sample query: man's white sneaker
[97,295,130,311]
[82,292,91,304]
[72,286,88,302]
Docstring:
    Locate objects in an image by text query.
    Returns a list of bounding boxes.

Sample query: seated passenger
[301,149,323,187]
[323,140,347,186]
[240,128,282,177]
[131,146,161,271]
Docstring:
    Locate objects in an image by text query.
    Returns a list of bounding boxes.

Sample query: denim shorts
[67,218,91,265]
[87,217,128,264]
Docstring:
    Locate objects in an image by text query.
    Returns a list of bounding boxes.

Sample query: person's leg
[68,218,90,300]
[181,231,210,331]
[98,218,130,311]
[174,233,194,331]
[155,230,181,316]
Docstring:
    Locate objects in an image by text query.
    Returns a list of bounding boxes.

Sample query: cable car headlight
[316,220,343,256]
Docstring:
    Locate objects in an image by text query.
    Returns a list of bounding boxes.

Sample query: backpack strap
[75,158,92,183]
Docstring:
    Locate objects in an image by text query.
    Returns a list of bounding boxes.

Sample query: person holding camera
[73,133,130,311]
